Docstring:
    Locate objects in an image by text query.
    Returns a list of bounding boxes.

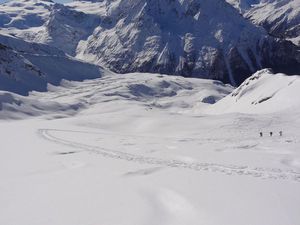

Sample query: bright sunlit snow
[1,69,300,225]
[0,0,299,224]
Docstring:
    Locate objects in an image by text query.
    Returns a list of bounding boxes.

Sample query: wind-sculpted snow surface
[0,68,299,118]
[0,72,232,119]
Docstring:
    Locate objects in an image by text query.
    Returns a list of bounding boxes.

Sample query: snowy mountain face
[226,0,300,46]
[1,2,300,224]
[0,0,53,29]
[72,0,300,85]
[0,0,299,89]
[225,0,260,13]
[0,34,102,95]
[0,0,100,56]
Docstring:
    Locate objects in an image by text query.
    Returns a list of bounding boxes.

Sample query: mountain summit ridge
[72,0,300,85]
[0,0,299,89]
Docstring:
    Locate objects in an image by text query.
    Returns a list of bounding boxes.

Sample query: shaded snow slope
[207,69,300,114]
[0,34,102,95]
[0,68,299,119]
[0,72,233,119]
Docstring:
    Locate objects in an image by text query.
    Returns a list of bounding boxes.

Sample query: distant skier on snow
[260,131,283,137]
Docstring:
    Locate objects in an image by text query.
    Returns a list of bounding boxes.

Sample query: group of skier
[259,131,283,137]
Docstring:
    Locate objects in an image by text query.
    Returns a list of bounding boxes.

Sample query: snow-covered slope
[0,1,300,224]
[0,71,233,119]
[1,67,299,118]
[207,69,300,114]
[1,69,300,225]
[0,0,53,29]
[1,0,299,87]
[227,0,300,46]
[0,34,102,95]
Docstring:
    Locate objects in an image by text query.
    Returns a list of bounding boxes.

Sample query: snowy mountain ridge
[71,0,300,85]
[0,0,299,89]
[226,0,300,46]
[207,68,300,114]
[1,2,300,224]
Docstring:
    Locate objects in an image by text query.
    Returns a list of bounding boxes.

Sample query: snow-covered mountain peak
[73,0,299,85]
[227,0,300,46]
[0,0,299,91]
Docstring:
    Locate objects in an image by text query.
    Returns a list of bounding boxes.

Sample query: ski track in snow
[38,129,300,183]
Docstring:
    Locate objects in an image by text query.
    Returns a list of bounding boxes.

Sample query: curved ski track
[38,129,300,182]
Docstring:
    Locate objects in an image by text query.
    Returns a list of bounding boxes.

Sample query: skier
[260,132,263,137]
[279,131,283,136]
[270,132,273,137]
